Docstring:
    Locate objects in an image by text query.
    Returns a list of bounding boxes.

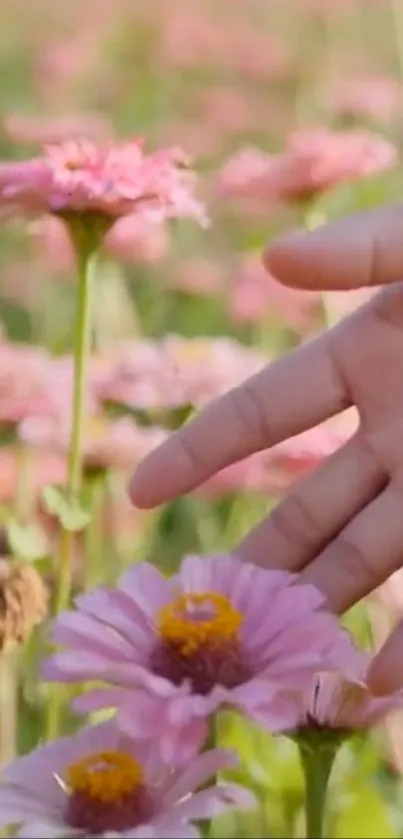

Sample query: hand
[130,204,403,615]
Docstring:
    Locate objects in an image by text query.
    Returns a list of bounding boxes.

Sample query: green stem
[84,474,106,590]
[46,242,97,741]
[298,739,338,839]
[198,716,218,839]
[54,248,96,615]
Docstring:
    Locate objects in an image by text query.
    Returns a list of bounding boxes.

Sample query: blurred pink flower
[30,213,169,274]
[217,129,397,205]
[0,450,65,507]
[21,413,167,473]
[0,342,54,427]
[94,337,266,412]
[169,258,224,297]
[0,139,206,224]
[229,254,321,331]
[0,719,253,837]
[3,111,112,146]
[15,354,99,433]
[158,12,291,82]
[161,336,266,408]
[44,554,355,762]
[202,412,357,498]
[326,74,401,124]
[106,215,169,264]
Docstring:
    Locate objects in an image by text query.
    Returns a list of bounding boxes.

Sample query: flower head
[0,138,206,227]
[267,644,403,737]
[0,719,253,837]
[0,558,48,652]
[217,129,397,205]
[44,555,355,762]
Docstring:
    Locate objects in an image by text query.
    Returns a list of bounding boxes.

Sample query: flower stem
[198,716,218,839]
[46,239,97,741]
[54,247,96,615]
[298,737,339,839]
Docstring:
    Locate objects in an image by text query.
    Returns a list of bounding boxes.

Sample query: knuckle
[229,378,273,452]
[178,426,208,475]
[335,533,379,595]
[269,493,323,552]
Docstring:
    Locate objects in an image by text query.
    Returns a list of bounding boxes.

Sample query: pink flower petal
[163,748,237,804]
[118,562,172,616]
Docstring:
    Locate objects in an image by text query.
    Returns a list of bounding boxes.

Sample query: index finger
[266,204,403,291]
[129,327,349,508]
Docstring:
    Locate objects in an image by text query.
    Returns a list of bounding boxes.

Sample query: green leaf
[41,485,91,532]
[6,519,48,561]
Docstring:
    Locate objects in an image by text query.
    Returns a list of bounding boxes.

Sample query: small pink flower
[106,215,169,264]
[44,555,356,763]
[217,129,397,205]
[229,254,321,331]
[0,719,253,837]
[21,413,167,474]
[0,342,53,427]
[265,644,403,734]
[94,337,266,413]
[0,138,206,225]
[326,74,401,125]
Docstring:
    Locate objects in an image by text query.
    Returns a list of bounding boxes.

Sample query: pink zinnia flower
[0,719,253,837]
[217,129,397,205]
[0,138,206,225]
[326,74,401,125]
[21,413,167,474]
[265,646,403,735]
[44,555,355,763]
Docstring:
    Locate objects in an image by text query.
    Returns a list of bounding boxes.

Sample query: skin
[130,204,403,692]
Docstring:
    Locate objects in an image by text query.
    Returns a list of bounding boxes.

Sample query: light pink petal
[118,562,172,616]
[173,783,256,821]
[163,749,237,804]
[234,567,292,619]
[72,687,128,715]
[0,790,62,827]
[43,651,133,685]
[177,554,216,593]
[127,822,198,839]
[265,585,324,638]
[52,611,137,661]
[74,587,153,649]
[157,718,209,765]
[16,822,72,838]
[44,653,166,691]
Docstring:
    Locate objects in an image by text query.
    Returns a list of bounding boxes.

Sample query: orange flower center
[158,591,243,656]
[66,750,143,805]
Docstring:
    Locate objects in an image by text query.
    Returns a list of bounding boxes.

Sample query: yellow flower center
[66,751,143,805]
[158,591,243,657]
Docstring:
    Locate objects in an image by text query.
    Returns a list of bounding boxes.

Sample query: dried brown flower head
[0,559,48,651]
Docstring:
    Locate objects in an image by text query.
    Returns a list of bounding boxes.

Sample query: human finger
[236,431,386,572]
[265,204,403,291]
[301,481,403,613]
[129,331,349,508]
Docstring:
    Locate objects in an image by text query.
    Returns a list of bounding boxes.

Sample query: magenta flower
[0,719,253,838]
[0,138,206,225]
[44,555,356,762]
